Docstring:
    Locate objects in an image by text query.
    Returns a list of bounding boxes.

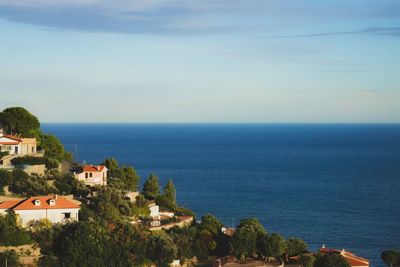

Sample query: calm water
[42,123,400,266]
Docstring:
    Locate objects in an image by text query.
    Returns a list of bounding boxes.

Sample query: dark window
[85,173,88,178]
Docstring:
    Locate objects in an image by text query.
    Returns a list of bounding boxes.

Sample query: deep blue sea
[42,123,400,266]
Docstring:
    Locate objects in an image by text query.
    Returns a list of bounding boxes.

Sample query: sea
[41,123,400,266]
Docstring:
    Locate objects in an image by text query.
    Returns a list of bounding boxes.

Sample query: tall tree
[163,179,177,208]
[231,217,267,261]
[0,107,40,137]
[39,134,65,162]
[143,174,160,200]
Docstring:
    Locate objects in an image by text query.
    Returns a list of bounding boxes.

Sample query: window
[62,213,71,219]
[85,173,88,178]
[89,173,93,177]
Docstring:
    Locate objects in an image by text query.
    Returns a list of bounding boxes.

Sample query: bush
[9,170,55,196]
[11,156,47,166]
[0,212,32,246]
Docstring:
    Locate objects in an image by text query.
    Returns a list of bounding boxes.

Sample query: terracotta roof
[12,196,80,210]
[3,135,22,142]
[320,247,369,267]
[82,165,107,172]
[0,200,24,210]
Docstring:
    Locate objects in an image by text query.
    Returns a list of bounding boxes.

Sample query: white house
[0,129,38,156]
[0,195,80,226]
[74,165,108,186]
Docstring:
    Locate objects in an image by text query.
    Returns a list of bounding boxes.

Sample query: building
[320,245,369,267]
[0,195,80,226]
[74,165,108,186]
[148,202,161,226]
[0,130,38,156]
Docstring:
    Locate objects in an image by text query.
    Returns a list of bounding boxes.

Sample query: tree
[299,254,316,267]
[39,134,65,163]
[54,221,110,267]
[90,188,134,223]
[381,250,400,267]
[0,107,40,137]
[286,237,308,257]
[163,179,176,208]
[0,212,32,246]
[103,158,119,176]
[231,223,257,261]
[314,253,351,267]
[104,158,140,191]
[0,250,20,267]
[260,233,287,259]
[143,174,160,200]
[147,232,177,267]
[9,171,55,196]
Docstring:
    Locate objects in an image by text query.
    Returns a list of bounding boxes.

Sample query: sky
[0,0,399,123]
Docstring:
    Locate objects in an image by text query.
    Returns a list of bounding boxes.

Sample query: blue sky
[0,0,399,122]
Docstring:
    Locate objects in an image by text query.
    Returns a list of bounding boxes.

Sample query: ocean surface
[42,123,400,266]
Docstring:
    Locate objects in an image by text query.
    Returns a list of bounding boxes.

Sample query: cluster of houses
[1,130,192,230]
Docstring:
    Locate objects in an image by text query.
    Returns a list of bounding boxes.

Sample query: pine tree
[143,174,160,200]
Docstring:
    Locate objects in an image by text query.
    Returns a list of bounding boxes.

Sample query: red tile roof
[10,196,80,210]
[3,135,22,142]
[320,247,369,267]
[82,165,107,172]
[0,200,24,209]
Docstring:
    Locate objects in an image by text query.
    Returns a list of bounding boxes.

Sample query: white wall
[15,208,79,226]
[75,171,107,186]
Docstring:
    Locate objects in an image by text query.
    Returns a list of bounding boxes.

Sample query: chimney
[322,244,326,249]
[55,194,58,200]
[341,249,345,255]
[0,128,3,136]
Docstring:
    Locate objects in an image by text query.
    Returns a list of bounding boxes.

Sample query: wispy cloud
[264,26,400,39]
[321,69,375,73]
[0,0,400,35]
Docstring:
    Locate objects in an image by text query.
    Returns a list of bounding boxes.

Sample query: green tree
[286,237,308,257]
[39,134,65,163]
[143,174,160,200]
[9,171,55,196]
[231,223,257,261]
[54,221,110,267]
[0,107,40,137]
[147,232,178,267]
[163,179,176,208]
[90,188,134,223]
[260,233,287,259]
[0,212,32,246]
[0,250,20,267]
[103,158,119,176]
[381,250,400,267]
[299,254,316,267]
[314,253,351,267]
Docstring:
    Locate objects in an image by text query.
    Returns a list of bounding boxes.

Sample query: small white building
[0,130,38,156]
[74,165,108,186]
[148,202,161,227]
[0,195,80,226]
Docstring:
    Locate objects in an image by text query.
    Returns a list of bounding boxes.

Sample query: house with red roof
[74,165,108,186]
[0,129,38,156]
[320,245,369,267]
[0,195,80,226]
